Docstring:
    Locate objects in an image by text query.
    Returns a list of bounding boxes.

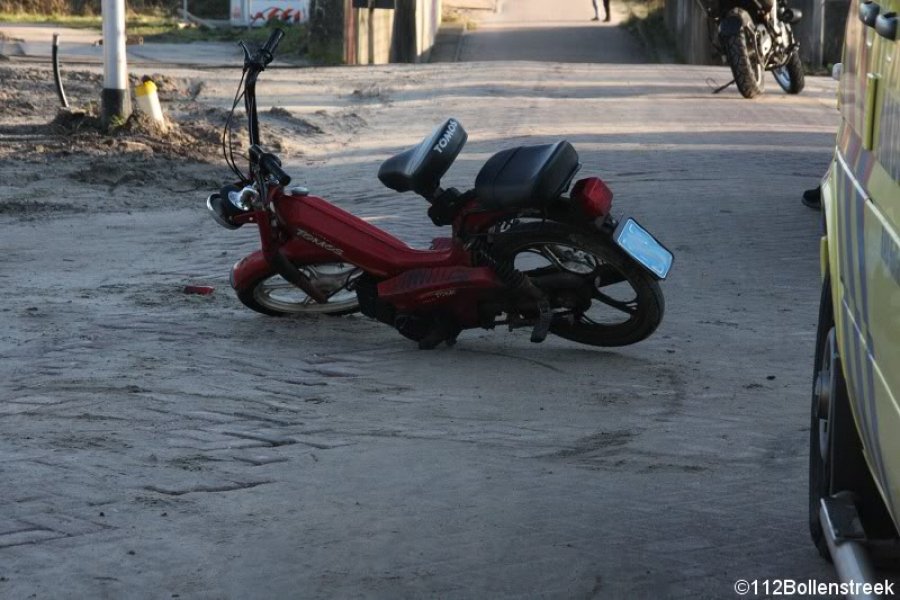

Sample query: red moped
[207,30,673,349]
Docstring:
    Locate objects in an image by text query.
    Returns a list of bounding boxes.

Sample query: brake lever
[239,40,252,67]
[238,39,273,71]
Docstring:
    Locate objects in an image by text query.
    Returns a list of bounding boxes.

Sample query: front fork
[207,185,334,303]
[254,190,333,303]
[765,3,799,68]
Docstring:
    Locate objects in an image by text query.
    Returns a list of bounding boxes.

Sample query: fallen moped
[207,29,673,349]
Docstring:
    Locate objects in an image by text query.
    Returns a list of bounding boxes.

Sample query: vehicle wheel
[808,276,839,560]
[493,222,665,347]
[807,276,893,560]
[723,26,764,98]
[236,262,362,316]
[773,50,805,94]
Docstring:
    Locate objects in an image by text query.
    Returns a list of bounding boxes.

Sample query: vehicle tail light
[571,177,613,219]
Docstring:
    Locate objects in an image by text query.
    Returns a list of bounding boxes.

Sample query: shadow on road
[460,24,647,64]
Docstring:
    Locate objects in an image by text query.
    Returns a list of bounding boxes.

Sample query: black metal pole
[52,33,69,108]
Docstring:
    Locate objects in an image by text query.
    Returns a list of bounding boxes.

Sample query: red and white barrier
[230,0,310,26]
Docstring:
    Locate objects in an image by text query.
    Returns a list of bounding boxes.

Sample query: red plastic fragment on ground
[183,285,215,295]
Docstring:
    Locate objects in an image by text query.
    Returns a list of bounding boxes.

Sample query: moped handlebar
[261,153,291,186]
[261,28,285,58]
[250,144,291,186]
[241,27,285,71]
[225,28,290,185]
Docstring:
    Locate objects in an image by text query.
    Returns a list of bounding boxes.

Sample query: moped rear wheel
[773,49,805,94]
[237,262,362,316]
[493,222,665,347]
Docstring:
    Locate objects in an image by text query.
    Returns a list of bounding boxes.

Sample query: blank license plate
[613,218,673,279]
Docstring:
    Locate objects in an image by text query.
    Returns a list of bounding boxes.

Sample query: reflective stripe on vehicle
[835,148,894,510]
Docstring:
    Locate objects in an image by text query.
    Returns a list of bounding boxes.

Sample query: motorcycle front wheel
[773,50,805,94]
[723,23,764,98]
[493,222,665,347]
[236,262,362,316]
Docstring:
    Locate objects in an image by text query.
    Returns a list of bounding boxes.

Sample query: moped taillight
[571,177,613,219]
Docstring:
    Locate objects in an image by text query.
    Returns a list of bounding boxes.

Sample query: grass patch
[441,6,479,30]
[0,12,308,56]
[147,20,309,56]
[0,0,226,18]
[441,8,464,23]
[0,11,108,25]
[620,0,680,63]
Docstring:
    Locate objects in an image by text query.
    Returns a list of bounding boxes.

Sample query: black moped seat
[474,141,580,209]
[378,118,467,198]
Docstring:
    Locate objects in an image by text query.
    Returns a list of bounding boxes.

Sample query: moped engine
[355,275,396,325]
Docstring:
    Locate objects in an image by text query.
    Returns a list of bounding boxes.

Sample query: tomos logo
[296,229,344,255]
[421,289,457,303]
[432,120,458,154]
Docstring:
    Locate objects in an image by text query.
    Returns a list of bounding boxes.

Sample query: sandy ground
[0,56,859,597]
[3,0,894,596]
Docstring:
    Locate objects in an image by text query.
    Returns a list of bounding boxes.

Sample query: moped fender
[229,239,338,292]
[718,9,752,37]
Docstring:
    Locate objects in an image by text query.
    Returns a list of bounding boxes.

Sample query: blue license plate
[613,218,673,279]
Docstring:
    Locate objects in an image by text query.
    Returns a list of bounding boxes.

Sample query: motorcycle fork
[760,6,794,68]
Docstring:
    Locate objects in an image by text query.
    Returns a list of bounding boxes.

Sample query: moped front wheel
[493,222,665,347]
[237,262,362,316]
[723,25,764,98]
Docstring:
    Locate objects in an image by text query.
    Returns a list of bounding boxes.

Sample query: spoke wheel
[494,222,664,347]
[238,262,362,316]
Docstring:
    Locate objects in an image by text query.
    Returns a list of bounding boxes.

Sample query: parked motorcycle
[707,0,805,98]
[207,29,673,349]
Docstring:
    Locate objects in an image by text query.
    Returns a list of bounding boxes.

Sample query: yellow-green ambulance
[808,0,900,573]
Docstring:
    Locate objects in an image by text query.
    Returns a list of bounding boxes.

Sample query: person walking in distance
[592,0,611,21]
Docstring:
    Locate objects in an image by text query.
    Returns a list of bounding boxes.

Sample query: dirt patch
[268,106,324,136]
[350,82,392,103]
[127,73,206,102]
[0,31,24,42]
[0,66,224,159]
[312,109,367,135]
[0,62,378,219]
[0,65,100,118]
[0,65,239,216]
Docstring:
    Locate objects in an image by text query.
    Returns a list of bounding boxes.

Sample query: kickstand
[707,77,735,94]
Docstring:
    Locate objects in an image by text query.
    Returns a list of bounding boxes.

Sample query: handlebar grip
[260,153,291,186]
[262,28,285,57]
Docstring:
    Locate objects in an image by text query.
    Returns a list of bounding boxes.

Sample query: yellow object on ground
[134,78,165,123]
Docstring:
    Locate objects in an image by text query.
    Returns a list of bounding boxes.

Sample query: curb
[454,25,467,62]
[429,22,466,63]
